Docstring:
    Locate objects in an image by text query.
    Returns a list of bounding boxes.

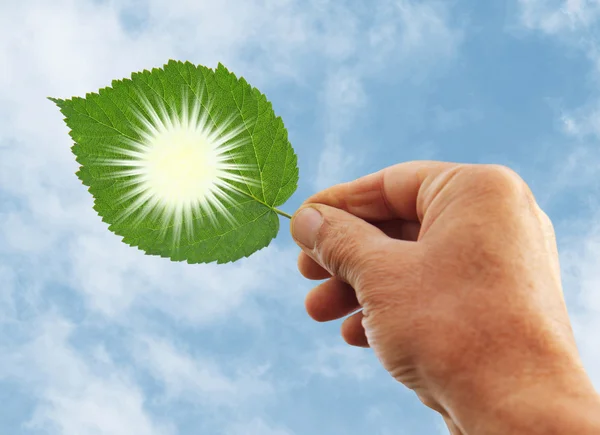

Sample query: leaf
[49,60,299,264]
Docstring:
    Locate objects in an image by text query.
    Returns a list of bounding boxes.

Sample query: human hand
[290,161,600,434]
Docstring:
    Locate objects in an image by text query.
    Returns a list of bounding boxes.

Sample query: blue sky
[1,0,600,434]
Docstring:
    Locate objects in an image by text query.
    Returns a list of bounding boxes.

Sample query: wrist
[469,383,600,434]
[442,363,600,434]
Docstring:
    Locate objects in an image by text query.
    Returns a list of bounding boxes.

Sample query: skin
[290,161,600,434]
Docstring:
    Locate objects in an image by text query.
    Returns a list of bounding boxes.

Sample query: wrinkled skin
[291,161,600,434]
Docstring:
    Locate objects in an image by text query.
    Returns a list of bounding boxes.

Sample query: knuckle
[464,164,532,204]
[484,163,521,180]
[476,164,524,192]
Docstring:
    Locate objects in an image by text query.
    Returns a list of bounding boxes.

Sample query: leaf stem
[227,184,293,219]
[273,208,292,219]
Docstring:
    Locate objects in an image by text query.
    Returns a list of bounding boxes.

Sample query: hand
[290,161,600,434]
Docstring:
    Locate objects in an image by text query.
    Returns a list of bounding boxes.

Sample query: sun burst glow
[100,88,260,246]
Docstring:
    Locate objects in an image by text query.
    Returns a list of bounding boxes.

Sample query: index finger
[301,160,460,222]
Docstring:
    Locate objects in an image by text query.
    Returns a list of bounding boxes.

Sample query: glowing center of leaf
[102,89,261,245]
[143,127,219,205]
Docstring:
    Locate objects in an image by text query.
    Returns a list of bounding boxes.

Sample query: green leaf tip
[47,96,63,106]
[51,60,299,264]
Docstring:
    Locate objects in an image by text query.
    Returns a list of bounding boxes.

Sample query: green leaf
[50,60,299,264]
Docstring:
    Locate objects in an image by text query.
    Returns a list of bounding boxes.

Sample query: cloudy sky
[1,0,599,434]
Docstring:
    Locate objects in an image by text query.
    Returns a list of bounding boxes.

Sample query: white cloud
[367,0,463,77]
[133,335,274,405]
[518,0,600,34]
[303,340,379,381]
[130,335,298,434]
[313,0,464,191]
[0,316,173,435]
[224,418,294,435]
[0,314,295,435]
[0,265,16,320]
[516,1,600,137]
[65,228,299,323]
[560,104,600,138]
[530,145,600,210]
[313,134,362,193]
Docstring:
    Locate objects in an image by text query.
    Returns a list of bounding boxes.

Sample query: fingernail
[292,207,323,249]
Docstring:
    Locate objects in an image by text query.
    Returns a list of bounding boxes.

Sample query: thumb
[290,204,391,289]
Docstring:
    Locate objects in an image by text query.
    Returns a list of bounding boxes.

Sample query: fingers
[291,204,399,289]
[305,276,360,322]
[298,250,331,280]
[305,277,369,348]
[300,160,460,223]
[297,218,422,281]
[341,310,369,348]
